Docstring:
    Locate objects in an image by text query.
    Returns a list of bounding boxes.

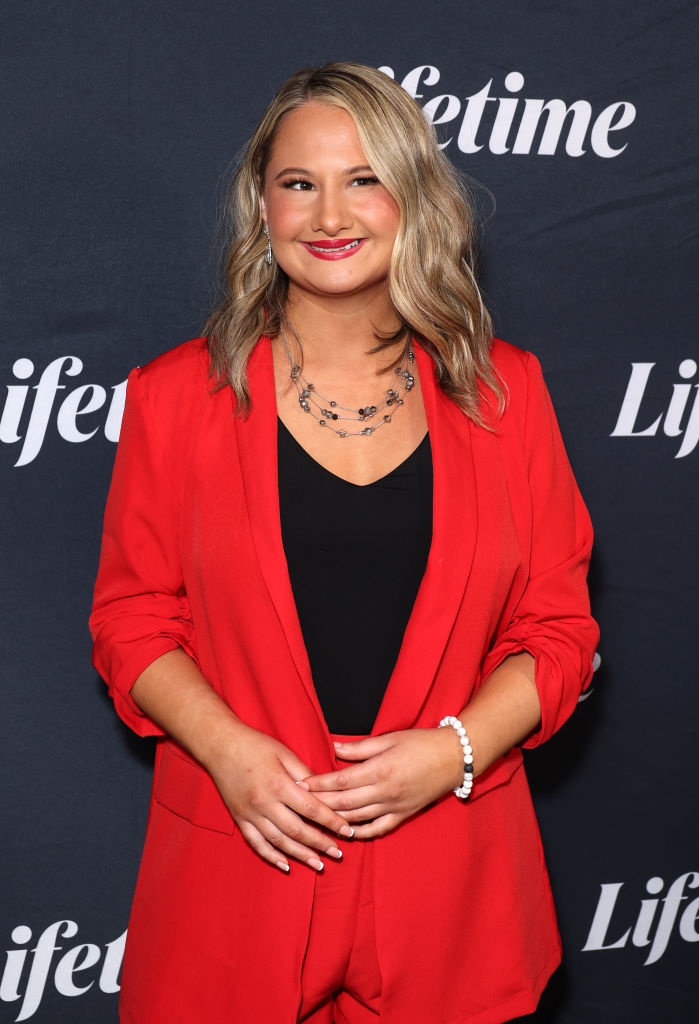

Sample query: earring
[263,223,273,266]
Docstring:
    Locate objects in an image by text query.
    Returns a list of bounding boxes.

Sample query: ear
[258,177,267,222]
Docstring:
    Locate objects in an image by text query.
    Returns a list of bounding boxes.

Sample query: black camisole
[277,418,433,734]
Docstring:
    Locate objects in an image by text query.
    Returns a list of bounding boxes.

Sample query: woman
[90,62,598,1024]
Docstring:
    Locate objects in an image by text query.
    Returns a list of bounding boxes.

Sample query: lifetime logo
[0,356,126,467]
[0,921,125,1022]
[583,871,699,965]
[380,65,636,157]
[611,359,699,457]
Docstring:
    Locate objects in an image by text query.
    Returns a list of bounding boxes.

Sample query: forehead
[268,102,367,165]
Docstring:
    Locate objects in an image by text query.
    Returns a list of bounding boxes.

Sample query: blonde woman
[91,62,598,1024]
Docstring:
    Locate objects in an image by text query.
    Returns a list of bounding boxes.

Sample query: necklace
[279,324,415,437]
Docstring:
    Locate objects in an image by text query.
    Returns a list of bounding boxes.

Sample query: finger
[332,735,395,759]
[284,784,356,840]
[278,750,315,784]
[311,800,387,824]
[333,803,386,823]
[307,786,381,813]
[349,814,400,840]
[260,812,344,870]
[237,820,290,873]
[303,762,379,793]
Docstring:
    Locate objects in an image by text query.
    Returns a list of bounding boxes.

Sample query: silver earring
[263,223,273,266]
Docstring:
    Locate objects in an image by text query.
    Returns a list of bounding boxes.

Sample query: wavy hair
[204,61,503,423]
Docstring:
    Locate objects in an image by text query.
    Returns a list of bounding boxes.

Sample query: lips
[300,238,367,260]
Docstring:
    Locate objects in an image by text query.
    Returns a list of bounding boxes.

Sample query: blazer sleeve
[89,367,197,737]
[479,351,599,747]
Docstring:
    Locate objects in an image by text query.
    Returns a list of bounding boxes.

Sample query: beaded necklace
[279,324,415,438]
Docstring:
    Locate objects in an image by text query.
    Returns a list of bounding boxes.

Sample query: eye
[282,178,314,190]
[350,176,380,187]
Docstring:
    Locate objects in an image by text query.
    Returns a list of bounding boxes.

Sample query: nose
[311,185,351,237]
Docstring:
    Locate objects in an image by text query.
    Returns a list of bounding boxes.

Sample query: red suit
[90,335,598,1023]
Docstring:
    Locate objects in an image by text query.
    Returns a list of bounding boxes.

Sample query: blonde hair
[204,61,503,423]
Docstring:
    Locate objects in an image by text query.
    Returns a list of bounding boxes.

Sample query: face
[260,102,400,302]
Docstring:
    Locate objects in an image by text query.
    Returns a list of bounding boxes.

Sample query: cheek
[263,194,304,236]
[367,194,400,238]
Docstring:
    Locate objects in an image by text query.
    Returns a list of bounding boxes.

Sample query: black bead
[359,408,365,416]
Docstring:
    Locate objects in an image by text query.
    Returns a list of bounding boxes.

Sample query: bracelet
[438,715,474,800]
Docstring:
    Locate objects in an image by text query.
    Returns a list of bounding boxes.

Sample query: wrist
[435,724,467,791]
[197,709,253,774]
[438,716,475,800]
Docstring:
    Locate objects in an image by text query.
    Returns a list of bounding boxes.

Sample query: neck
[282,285,403,369]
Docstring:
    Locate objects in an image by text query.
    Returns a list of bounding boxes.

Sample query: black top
[277,418,433,734]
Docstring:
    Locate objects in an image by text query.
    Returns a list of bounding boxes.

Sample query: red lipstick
[300,238,366,260]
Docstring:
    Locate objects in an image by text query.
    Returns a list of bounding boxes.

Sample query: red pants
[298,734,382,1023]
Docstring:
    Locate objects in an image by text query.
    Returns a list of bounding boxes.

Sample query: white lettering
[0,358,127,467]
[56,384,107,442]
[590,101,636,157]
[379,65,635,158]
[513,98,590,157]
[0,927,32,1002]
[611,360,699,457]
[104,381,127,443]
[422,94,461,149]
[582,882,630,951]
[0,359,34,443]
[583,872,699,964]
[98,931,126,994]
[645,872,699,965]
[0,921,125,1021]
[16,920,78,1021]
[610,363,662,437]
[457,81,495,154]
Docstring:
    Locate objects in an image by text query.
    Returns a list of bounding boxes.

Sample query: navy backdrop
[1,1,697,1021]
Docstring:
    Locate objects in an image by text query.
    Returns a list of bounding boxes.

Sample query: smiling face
[260,102,400,305]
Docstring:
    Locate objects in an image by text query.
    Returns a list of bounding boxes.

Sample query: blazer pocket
[154,742,236,835]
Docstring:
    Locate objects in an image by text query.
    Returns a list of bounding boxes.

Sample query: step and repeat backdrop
[1,1,697,1021]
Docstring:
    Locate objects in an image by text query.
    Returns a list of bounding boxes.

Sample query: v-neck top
[277,418,433,734]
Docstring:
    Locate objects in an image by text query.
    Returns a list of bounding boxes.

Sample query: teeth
[309,240,360,252]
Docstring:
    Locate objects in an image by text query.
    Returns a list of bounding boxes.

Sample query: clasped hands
[214,725,465,874]
[302,728,464,839]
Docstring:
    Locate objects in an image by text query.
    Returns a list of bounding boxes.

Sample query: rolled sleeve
[480,352,599,746]
[90,367,197,737]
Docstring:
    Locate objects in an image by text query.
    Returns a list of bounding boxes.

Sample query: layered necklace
[279,324,415,438]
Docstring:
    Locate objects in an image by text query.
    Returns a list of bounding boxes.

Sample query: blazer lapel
[233,336,327,727]
[234,335,479,738]
[372,344,479,734]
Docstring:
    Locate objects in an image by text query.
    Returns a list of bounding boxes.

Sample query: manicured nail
[276,861,289,873]
[328,847,343,859]
[310,859,324,871]
[340,825,354,838]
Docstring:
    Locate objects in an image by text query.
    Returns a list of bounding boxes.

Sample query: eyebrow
[273,164,374,181]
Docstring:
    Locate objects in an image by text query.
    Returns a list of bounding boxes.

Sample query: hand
[301,728,465,839]
[206,725,355,873]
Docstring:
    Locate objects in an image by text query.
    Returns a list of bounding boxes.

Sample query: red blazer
[91,335,598,1024]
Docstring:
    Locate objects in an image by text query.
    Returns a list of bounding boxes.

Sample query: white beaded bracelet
[438,715,474,800]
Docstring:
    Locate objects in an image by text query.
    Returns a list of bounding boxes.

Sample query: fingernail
[328,847,343,859]
[340,825,354,838]
[276,861,289,873]
[310,859,324,871]
[333,741,344,747]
